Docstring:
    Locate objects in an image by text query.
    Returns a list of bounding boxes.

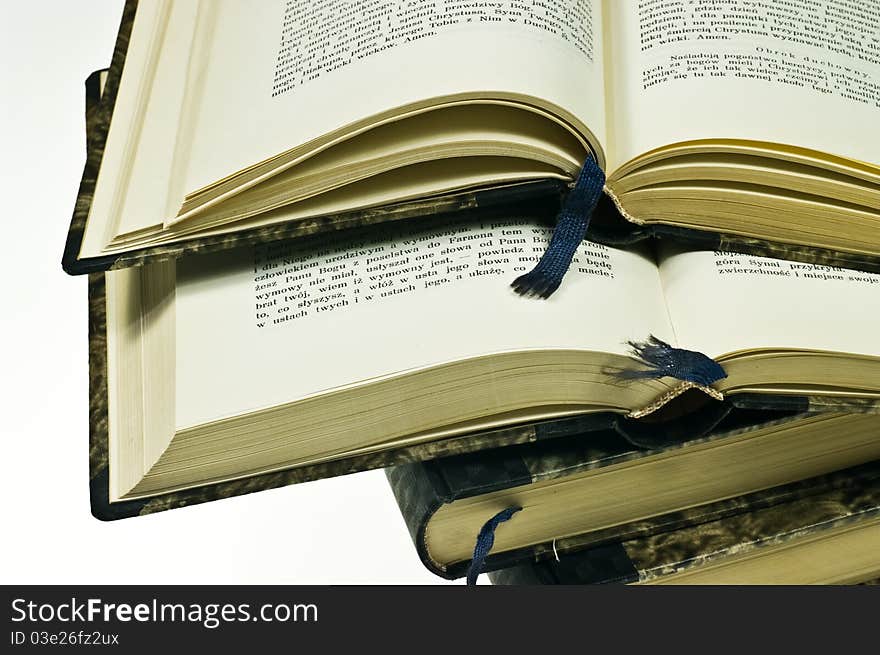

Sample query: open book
[63,0,880,274]
[99,211,880,511]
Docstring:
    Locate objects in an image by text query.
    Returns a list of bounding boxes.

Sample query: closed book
[488,462,880,585]
[387,415,880,579]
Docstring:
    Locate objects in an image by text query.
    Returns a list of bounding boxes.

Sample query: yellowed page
[174,218,673,429]
[182,0,607,195]
[659,247,880,358]
[605,0,880,171]
[81,0,199,258]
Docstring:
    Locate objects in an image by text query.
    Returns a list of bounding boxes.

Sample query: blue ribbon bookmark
[466,507,522,586]
[511,156,606,298]
[617,335,727,386]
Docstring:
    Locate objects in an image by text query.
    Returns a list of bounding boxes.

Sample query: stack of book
[65,1,880,582]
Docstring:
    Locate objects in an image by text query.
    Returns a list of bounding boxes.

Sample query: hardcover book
[63,0,880,276]
[78,67,880,522]
[90,219,880,519]
[487,462,880,585]
[387,416,880,580]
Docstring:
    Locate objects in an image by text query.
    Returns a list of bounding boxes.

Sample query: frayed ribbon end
[511,269,562,299]
[618,335,727,387]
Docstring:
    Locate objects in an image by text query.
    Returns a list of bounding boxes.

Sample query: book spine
[385,463,451,576]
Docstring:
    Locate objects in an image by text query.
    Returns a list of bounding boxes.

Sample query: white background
[0,1,452,585]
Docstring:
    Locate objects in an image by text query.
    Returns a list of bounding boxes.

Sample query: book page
[81,0,201,258]
[182,0,607,194]
[659,247,880,358]
[174,217,672,429]
[605,0,880,170]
